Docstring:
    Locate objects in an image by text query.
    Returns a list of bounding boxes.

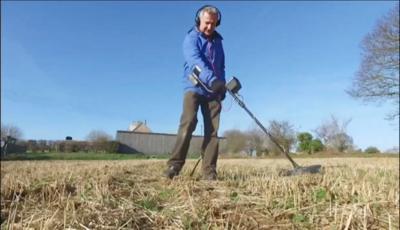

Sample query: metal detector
[188,66,322,176]
[225,77,322,176]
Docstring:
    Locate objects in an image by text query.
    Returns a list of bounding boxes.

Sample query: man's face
[198,11,218,38]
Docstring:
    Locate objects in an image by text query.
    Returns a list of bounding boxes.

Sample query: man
[164,5,226,180]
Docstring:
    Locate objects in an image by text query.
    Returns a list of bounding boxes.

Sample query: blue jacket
[182,26,225,98]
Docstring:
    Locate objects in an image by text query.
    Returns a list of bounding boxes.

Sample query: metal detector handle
[189,66,214,93]
[227,90,300,168]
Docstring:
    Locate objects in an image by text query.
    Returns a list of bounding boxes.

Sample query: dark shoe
[164,166,179,179]
[202,172,217,181]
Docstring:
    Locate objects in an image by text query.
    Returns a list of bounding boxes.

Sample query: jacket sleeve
[183,34,217,87]
[221,48,226,82]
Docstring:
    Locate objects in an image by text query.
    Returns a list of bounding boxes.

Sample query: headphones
[195,5,221,27]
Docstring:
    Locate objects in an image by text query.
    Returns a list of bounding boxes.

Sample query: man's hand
[220,92,226,101]
[211,79,226,94]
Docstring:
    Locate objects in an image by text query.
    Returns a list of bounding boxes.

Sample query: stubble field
[1,157,399,229]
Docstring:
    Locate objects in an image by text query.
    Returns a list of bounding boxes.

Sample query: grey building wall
[116,131,226,155]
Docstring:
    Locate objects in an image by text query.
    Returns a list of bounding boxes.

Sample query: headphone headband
[195,5,221,27]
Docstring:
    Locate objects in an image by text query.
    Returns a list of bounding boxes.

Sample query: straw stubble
[1,158,398,229]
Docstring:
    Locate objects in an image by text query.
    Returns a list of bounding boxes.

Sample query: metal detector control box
[226,77,242,94]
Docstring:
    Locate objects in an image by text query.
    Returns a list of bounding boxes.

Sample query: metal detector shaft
[190,156,202,177]
[227,90,300,168]
[187,67,305,173]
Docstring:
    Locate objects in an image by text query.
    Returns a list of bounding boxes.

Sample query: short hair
[195,5,221,26]
[199,6,219,18]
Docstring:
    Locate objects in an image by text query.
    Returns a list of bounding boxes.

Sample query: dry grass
[1,158,399,229]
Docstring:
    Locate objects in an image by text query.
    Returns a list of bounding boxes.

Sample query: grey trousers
[167,91,221,175]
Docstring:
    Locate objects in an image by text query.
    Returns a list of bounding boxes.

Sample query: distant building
[116,130,226,155]
[128,121,151,133]
[118,120,226,154]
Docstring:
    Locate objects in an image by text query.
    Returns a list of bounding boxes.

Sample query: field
[1,157,399,229]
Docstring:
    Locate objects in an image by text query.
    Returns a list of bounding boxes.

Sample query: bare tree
[1,123,23,140]
[314,115,354,152]
[1,123,23,156]
[86,130,113,142]
[266,120,297,155]
[86,130,113,153]
[347,3,399,120]
[223,129,248,154]
[246,127,266,156]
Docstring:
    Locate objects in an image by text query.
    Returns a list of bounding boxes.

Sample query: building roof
[128,121,151,133]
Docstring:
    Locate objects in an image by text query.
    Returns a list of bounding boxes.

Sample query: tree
[223,129,248,154]
[315,116,353,153]
[1,123,23,140]
[364,146,380,154]
[266,120,297,155]
[384,146,399,154]
[27,140,39,153]
[297,132,324,154]
[297,132,313,153]
[37,140,48,152]
[330,133,353,153]
[246,127,267,156]
[86,130,112,142]
[310,139,324,153]
[1,123,23,156]
[347,3,399,120]
[86,130,113,153]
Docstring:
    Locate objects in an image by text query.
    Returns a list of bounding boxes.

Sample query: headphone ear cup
[216,9,221,26]
[195,7,201,26]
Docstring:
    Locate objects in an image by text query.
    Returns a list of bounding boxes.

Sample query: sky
[1,1,399,152]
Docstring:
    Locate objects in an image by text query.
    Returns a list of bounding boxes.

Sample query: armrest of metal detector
[188,65,202,86]
[188,65,214,93]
